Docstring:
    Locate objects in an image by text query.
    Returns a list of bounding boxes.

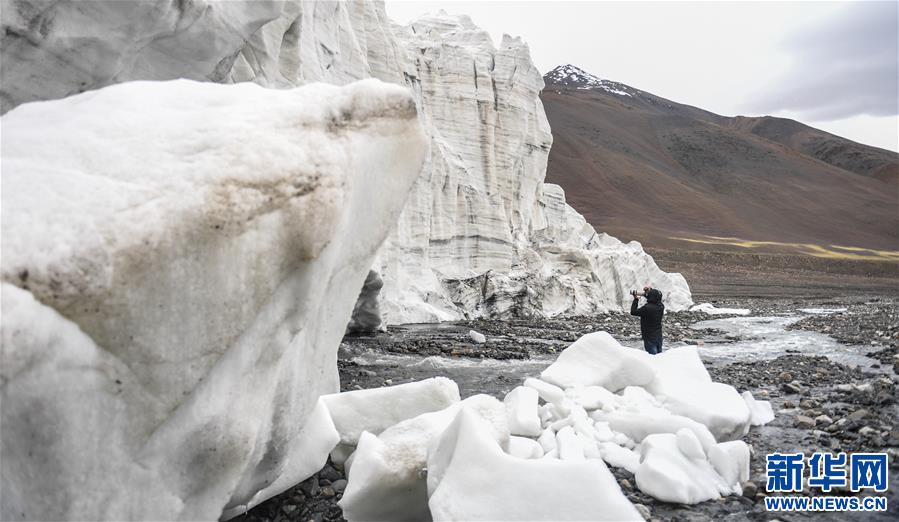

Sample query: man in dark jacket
[630,286,664,354]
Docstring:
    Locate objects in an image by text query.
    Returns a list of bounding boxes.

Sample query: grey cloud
[745,1,897,120]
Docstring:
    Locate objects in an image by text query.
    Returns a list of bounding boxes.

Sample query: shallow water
[690,314,879,369]
[344,309,883,397]
[346,349,555,397]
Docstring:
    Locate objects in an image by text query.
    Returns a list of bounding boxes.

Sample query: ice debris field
[293,330,774,521]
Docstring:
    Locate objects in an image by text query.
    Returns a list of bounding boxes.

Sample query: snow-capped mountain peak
[544,64,633,96]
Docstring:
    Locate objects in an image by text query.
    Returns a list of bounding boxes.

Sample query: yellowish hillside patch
[669,235,899,262]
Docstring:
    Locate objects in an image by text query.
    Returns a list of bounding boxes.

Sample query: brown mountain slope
[727,116,899,185]
[541,65,899,259]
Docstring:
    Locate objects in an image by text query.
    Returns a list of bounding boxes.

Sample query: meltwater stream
[343,309,883,398]
[346,350,558,398]
[689,314,880,369]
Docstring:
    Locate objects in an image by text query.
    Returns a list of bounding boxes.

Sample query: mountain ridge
[540,64,898,255]
[543,64,899,182]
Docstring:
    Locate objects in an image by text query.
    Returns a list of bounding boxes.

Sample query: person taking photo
[630,286,664,355]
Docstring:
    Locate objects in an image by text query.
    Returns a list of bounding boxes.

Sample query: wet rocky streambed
[237,297,898,522]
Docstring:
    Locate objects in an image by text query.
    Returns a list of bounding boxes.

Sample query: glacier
[0,79,427,521]
[376,13,692,323]
[0,1,704,519]
[1,0,692,326]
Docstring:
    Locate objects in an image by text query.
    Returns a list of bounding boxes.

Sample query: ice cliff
[377,13,692,322]
[0,0,692,326]
[0,79,427,520]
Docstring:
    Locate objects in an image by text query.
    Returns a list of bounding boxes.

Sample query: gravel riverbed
[236,296,898,522]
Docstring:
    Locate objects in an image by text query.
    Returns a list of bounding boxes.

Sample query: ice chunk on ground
[524,377,566,404]
[593,421,615,442]
[427,408,642,521]
[742,391,775,426]
[607,412,718,452]
[0,79,427,521]
[539,403,555,425]
[581,435,601,459]
[508,436,545,459]
[635,432,729,504]
[504,386,542,437]
[656,382,751,441]
[339,395,507,522]
[620,385,664,410]
[799,307,847,314]
[598,442,641,474]
[322,377,460,462]
[537,428,557,453]
[469,330,487,343]
[540,331,654,391]
[566,385,620,411]
[646,347,751,441]
[690,303,750,315]
[345,328,762,516]
[676,427,707,459]
[647,345,712,385]
[709,440,750,492]
[555,426,585,461]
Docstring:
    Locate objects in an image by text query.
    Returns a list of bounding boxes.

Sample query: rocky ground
[236,296,898,522]
[784,300,898,374]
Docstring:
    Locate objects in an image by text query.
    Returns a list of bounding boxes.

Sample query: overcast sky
[386,1,898,152]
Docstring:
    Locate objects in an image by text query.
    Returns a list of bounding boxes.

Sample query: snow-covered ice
[469,330,487,344]
[545,64,635,97]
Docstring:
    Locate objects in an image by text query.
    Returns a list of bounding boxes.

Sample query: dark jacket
[631,289,664,341]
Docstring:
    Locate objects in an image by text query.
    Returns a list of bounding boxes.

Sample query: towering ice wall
[0,1,405,110]
[376,13,691,322]
[1,1,691,325]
